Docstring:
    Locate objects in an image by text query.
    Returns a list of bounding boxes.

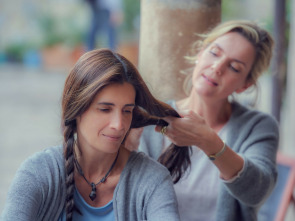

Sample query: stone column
[139,0,221,101]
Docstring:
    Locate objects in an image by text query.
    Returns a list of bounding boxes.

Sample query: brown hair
[62,49,191,220]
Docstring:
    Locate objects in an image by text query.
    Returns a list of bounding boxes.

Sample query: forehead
[94,83,136,103]
[211,32,255,62]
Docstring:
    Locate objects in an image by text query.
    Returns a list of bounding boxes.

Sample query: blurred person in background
[85,0,123,51]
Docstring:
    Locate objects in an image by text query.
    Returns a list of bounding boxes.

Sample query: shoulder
[121,151,171,184]
[115,152,174,203]
[2,146,66,219]
[18,146,65,185]
[114,152,179,221]
[23,146,64,171]
[231,101,279,130]
[129,151,170,175]
[20,145,66,199]
[228,102,279,152]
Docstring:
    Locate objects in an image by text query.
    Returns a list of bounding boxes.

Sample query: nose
[110,111,124,130]
[211,59,226,75]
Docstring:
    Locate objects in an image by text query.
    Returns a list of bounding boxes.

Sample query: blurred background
[0,0,140,68]
[0,0,294,220]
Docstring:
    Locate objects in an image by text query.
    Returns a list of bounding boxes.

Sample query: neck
[74,145,121,181]
[177,92,231,131]
[74,147,121,201]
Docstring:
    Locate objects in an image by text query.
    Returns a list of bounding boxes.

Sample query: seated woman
[0,49,183,221]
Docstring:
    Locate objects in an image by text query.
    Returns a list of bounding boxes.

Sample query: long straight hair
[61,48,191,220]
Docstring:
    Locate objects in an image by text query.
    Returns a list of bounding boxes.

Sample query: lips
[202,74,218,86]
[103,134,122,141]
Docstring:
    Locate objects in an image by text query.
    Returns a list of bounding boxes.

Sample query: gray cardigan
[139,101,279,221]
[1,146,180,221]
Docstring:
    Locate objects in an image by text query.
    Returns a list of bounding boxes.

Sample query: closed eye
[123,108,134,114]
[230,65,239,73]
[209,50,218,56]
[123,111,132,115]
[99,108,111,112]
[209,45,221,57]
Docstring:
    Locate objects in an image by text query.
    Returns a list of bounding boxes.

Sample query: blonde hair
[185,20,274,88]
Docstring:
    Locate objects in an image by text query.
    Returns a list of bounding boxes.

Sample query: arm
[156,110,244,180]
[1,147,64,221]
[1,158,43,221]
[145,172,180,221]
[223,114,279,206]
[156,110,279,206]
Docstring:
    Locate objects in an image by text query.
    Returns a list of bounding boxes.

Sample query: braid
[64,125,75,221]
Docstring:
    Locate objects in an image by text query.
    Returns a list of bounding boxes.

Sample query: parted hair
[61,48,191,220]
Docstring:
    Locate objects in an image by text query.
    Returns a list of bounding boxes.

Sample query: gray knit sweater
[1,146,180,221]
[139,101,279,221]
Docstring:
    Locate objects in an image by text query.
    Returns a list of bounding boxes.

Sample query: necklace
[74,150,120,201]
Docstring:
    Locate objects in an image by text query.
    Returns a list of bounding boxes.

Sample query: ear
[235,81,254,94]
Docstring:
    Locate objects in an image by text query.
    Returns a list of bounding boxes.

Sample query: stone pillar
[139,0,221,101]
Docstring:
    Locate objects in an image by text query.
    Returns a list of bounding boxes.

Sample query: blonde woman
[137,20,279,221]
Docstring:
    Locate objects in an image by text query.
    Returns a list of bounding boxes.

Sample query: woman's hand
[155,110,215,149]
[156,110,244,180]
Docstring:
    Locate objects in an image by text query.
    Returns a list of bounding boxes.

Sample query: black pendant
[89,183,97,201]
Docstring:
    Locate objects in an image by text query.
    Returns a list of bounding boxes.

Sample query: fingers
[155,125,169,135]
[160,126,167,135]
[154,110,203,147]
[155,125,163,133]
[155,110,199,137]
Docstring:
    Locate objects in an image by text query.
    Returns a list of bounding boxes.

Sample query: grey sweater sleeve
[1,146,65,221]
[144,171,180,221]
[114,152,180,221]
[1,156,44,221]
[223,108,279,206]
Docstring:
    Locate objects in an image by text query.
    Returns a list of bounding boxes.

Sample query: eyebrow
[97,102,135,107]
[213,43,247,67]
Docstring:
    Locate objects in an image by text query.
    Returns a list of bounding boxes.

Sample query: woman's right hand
[155,110,216,150]
[156,110,245,180]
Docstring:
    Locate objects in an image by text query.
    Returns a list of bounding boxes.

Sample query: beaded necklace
[74,150,120,201]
